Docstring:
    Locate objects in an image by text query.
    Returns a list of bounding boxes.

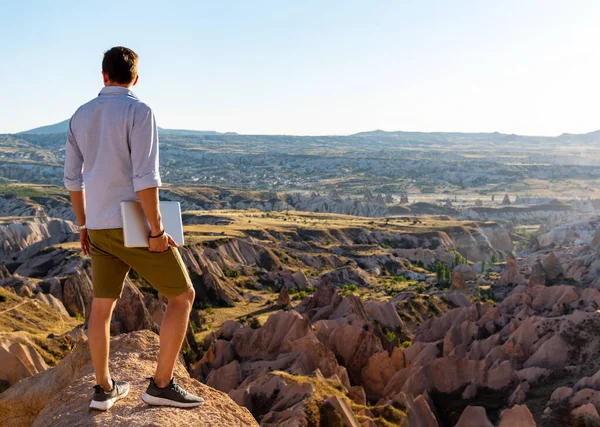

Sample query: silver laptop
[121,200,184,248]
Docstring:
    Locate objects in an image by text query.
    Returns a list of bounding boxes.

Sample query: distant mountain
[18,120,237,136]
[15,120,600,142]
[20,120,70,134]
[559,129,600,143]
[157,128,239,136]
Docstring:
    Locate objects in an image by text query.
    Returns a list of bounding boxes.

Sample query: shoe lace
[170,380,187,396]
[148,377,187,396]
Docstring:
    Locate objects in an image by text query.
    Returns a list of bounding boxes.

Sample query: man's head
[102,46,139,88]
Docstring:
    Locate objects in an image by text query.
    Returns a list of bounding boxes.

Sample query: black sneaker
[89,379,130,411]
[142,377,205,408]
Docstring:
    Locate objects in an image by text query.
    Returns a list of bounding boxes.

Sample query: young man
[63,46,204,411]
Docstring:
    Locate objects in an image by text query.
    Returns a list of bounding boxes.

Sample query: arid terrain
[2,127,600,426]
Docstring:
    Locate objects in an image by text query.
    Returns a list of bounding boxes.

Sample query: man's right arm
[137,186,163,236]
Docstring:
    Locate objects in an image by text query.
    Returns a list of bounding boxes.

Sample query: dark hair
[102,46,138,84]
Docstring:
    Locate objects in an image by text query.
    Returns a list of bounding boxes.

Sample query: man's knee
[91,298,117,317]
[170,287,195,306]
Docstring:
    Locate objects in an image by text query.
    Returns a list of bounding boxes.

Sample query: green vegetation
[240,280,258,290]
[401,340,411,348]
[384,330,396,342]
[414,285,426,293]
[292,290,307,301]
[240,315,261,329]
[452,252,468,267]
[341,284,359,297]
[0,294,7,303]
[490,252,499,264]
[190,320,202,334]
[435,262,452,288]
[223,269,240,278]
[0,183,68,198]
[474,286,495,303]
[390,275,408,285]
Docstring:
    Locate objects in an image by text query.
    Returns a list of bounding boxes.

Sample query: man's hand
[148,231,179,252]
[80,228,90,256]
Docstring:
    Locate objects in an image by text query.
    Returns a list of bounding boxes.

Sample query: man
[63,46,204,411]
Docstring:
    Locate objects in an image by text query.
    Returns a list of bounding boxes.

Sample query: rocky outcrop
[111,280,155,334]
[206,360,242,392]
[542,252,565,281]
[528,260,546,287]
[232,311,314,359]
[360,351,396,401]
[322,396,361,427]
[572,403,600,424]
[456,406,493,427]
[453,264,477,281]
[498,405,536,427]
[0,217,76,259]
[0,330,257,427]
[451,271,467,290]
[496,258,526,286]
[61,265,94,318]
[277,287,290,307]
[34,292,69,316]
[0,339,48,388]
[404,394,438,427]
[539,219,600,247]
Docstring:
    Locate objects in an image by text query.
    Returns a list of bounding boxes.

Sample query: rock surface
[277,286,290,307]
[0,339,48,387]
[496,258,526,286]
[498,404,536,427]
[0,330,257,427]
[456,406,493,427]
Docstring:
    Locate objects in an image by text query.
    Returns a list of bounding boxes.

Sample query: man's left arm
[64,119,90,256]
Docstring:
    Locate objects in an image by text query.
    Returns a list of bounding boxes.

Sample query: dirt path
[0,300,28,316]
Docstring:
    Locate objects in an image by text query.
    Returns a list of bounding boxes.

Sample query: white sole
[89,388,129,411]
[141,392,205,408]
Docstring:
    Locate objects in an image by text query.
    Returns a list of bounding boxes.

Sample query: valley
[1,128,600,426]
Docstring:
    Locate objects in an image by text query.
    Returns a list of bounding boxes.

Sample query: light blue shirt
[63,86,161,229]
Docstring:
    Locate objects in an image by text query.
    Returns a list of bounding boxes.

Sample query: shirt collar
[98,86,139,99]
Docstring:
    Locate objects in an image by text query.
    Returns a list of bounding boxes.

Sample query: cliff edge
[0,330,257,426]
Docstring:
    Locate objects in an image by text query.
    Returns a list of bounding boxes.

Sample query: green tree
[435,262,452,287]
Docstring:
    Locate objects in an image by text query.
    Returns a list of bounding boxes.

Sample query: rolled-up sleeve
[130,104,161,192]
[64,118,85,191]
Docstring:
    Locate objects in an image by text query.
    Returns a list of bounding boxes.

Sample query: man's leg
[154,288,195,387]
[116,237,204,406]
[88,298,118,391]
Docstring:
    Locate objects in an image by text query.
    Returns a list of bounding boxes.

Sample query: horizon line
[6,119,600,139]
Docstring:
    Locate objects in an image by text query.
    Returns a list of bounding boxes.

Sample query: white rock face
[539,219,600,247]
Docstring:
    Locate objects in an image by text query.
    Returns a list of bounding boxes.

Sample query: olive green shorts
[87,228,193,299]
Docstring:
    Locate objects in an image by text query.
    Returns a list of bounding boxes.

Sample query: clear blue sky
[1,0,599,136]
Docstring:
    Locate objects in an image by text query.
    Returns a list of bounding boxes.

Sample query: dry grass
[195,289,283,342]
[182,209,472,245]
[273,371,406,427]
[0,288,81,365]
